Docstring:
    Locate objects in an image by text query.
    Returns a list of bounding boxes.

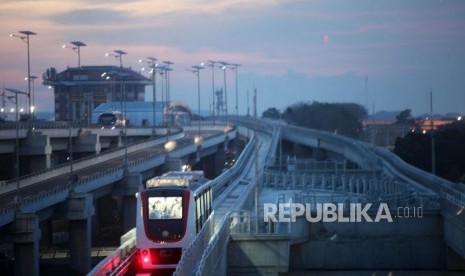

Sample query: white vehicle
[136,171,213,271]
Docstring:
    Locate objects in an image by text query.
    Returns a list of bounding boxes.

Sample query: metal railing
[88,123,240,275]
[174,126,258,276]
[0,129,184,194]
[87,229,137,276]
[0,126,232,227]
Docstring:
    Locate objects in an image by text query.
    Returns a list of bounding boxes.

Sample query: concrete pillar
[19,131,52,172]
[114,172,141,233]
[74,130,101,154]
[163,158,183,172]
[122,195,137,233]
[66,193,95,274]
[91,199,100,238]
[40,220,53,247]
[13,212,41,276]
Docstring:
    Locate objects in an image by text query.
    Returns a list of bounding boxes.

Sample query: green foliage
[281,101,367,138]
[262,107,281,119]
[394,121,465,183]
[395,109,415,125]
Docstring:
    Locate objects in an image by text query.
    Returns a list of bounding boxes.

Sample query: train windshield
[98,113,117,124]
[148,196,183,220]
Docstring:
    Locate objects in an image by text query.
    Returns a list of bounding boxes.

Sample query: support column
[13,212,41,276]
[114,172,142,233]
[40,220,53,247]
[74,129,101,154]
[19,131,52,172]
[66,193,94,274]
[163,158,183,172]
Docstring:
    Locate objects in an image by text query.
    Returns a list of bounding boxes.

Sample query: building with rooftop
[42,65,151,125]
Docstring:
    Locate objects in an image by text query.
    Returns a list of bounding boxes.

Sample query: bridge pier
[19,131,52,173]
[164,158,183,171]
[66,193,95,274]
[13,212,41,276]
[114,171,142,233]
[74,130,101,154]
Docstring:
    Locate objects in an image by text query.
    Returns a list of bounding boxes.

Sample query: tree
[395,109,414,125]
[394,120,465,183]
[281,101,366,138]
[262,107,281,119]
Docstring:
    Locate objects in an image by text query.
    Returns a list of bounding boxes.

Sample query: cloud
[50,8,133,25]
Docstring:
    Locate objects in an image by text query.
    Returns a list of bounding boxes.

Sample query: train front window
[148,196,183,220]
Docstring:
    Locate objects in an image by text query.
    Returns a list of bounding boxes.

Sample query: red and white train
[136,171,213,271]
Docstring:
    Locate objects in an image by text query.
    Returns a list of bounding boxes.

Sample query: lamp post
[5,88,27,207]
[219,61,229,120]
[191,64,205,142]
[139,57,158,136]
[63,41,86,68]
[230,63,241,116]
[10,30,36,120]
[101,71,118,111]
[162,61,173,130]
[25,75,37,117]
[64,41,86,126]
[207,61,216,122]
[106,50,127,68]
[116,72,130,169]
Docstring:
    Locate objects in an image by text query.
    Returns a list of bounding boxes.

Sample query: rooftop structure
[43,65,151,125]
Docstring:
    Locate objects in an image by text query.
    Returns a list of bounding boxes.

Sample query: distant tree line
[262,101,367,138]
[394,120,465,183]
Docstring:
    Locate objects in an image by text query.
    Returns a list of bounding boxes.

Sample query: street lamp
[64,41,87,126]
[5,88,27,207]
[101,71,118,111]
[139,57,158,136]
[116,72,130,169]
[219,61,229,120]
[106,50,127,68]
[25,75,37,117]
[229,63,241,116]
[10,30,36,121]
[162,61,173,129]
[190,63,205,143]
[63,41,86,68]
[207,60,216,121]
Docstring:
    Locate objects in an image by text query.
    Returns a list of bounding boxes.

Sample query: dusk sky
[1,0,465,117]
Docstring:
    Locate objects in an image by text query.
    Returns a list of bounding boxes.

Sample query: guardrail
[88,123,239,275]
[0,129,184,194]
[0,126,233,227]
[87,229,137,276]
[192,120,276,276]
[174,124,258,276]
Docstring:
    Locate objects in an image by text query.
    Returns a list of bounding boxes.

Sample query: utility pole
[430,90,436,175]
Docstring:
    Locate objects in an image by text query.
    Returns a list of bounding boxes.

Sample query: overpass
[89,118,465,275]
[1,118,464,275]
[0,122,237,275]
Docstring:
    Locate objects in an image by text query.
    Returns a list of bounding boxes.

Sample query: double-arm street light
[63,41,86,68]
[64,41,86,126]
[25,75,37,116]
[218,61,229,121]
[190,64,205,143]
[207,60,216,121]
[161,61,173,129]
[10,30,36,120]
[139,57,158,136]
[230,63,241,116]
[4,87,27,206]
[106,50,127,68]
